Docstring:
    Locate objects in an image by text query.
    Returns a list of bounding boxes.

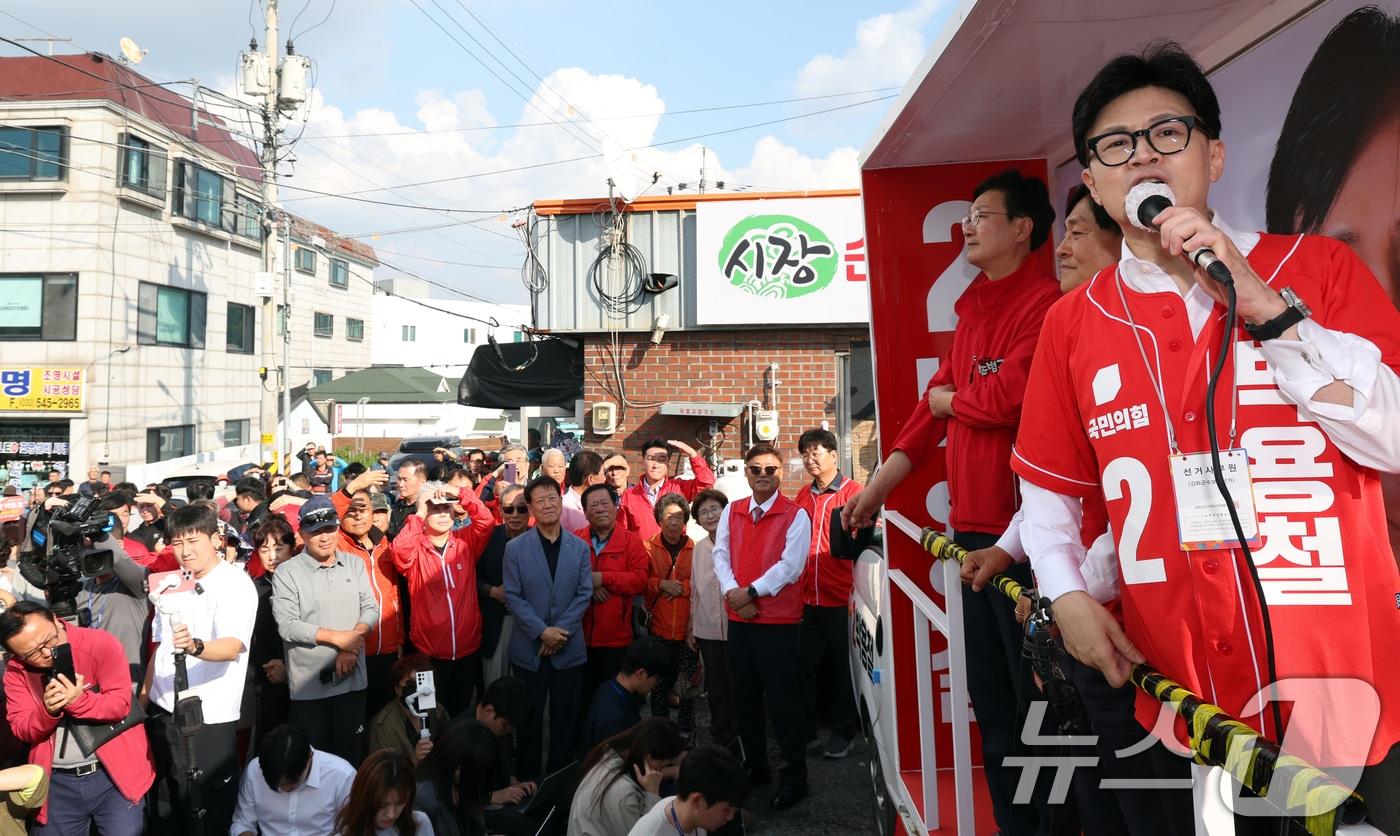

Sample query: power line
[305,87,902,139]
[366,248,516,270]
[312,93,895,194]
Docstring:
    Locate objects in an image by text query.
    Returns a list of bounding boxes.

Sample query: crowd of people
[0,422,871,836]
[2,32,1398,836]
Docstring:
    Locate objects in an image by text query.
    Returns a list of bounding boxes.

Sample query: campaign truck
[850,1,1399,833]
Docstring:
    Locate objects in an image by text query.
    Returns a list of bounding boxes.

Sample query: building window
[329,258,349,289]
[172,161,225,226]
[346,318,364,342]
[295,247,317,274]
[463,328,476,343]
[314,312,333,338]
[222,419,249,447]
[233,192,262,240]
[0,274,78,341]
[276,304,287,337]
[137,282,206,348]
[226,302,254,353]
[0,126,66,181]
[402,325,416,342]
[146,424,194,463]
[118,133,166,199]
[312,369,333,387]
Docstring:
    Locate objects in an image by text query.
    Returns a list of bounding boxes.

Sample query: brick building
[529,191,876,481]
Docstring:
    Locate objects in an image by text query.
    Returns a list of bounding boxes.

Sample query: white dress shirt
[711,492,812,597]
[230,748,355,836]
[1023,213,1400,601]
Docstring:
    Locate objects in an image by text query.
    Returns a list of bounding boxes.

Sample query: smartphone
[414,670,437,710]
[503,463,518,484]
[48,643,75,684]
[148,569,198,597]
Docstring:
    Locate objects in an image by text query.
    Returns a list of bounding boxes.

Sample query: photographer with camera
[141,503,257,835]
[1,601,154,834]
[271,496,379,766]
[78,494,152,679]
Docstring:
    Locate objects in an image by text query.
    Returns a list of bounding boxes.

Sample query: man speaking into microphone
[142,504,258,835]
[1012,43,1400,831]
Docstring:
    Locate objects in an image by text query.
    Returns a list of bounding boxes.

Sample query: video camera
[19,495,115,621]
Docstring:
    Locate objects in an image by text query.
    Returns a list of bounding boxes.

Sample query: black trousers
[146,712,239,836]
[514,657,583,781]
[431,652,483,717]
[955,530,1049,836]
[252,678,289,751]
[727,619,809,788]
[289,689,367,766]
[364,652,398,721]
[697,638,737,746]
[800,603,860,742]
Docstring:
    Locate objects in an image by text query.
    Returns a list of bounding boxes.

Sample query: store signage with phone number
[0,368,85,412]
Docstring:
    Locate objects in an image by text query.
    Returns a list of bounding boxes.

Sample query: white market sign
[694,196,868,325]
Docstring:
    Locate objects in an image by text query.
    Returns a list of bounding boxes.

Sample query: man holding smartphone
[1,601,154,834]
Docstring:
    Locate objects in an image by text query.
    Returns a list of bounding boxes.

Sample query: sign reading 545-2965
[0,368,85,413]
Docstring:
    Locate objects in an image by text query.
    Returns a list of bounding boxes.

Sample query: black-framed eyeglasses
[21,630,61,664]
[747,465,779,477]
[1085,115,1207,167]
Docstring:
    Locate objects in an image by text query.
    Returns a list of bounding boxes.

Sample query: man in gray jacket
[272,496,379,765]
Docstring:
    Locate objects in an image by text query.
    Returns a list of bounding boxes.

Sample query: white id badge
[1168,449,1261,551]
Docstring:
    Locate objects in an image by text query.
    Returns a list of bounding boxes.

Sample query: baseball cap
[298,495,340,534]
[377,451,389,462]
[370,492,390,511]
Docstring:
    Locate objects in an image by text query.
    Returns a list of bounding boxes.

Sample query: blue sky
[4,1,954,305]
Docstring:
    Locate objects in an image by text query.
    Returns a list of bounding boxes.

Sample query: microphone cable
[1203,274,1286,750]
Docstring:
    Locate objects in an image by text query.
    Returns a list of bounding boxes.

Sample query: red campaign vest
[725,494,803,625]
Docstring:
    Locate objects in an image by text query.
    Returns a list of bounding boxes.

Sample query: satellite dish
[119,37,146,65]
[601,138,638,203]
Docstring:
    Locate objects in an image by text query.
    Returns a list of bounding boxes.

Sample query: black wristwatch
[746,585,759,600]
[1244,287,1310,342]
[190,638,206,658]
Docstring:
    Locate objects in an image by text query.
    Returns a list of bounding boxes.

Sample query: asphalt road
[689,700,879,835]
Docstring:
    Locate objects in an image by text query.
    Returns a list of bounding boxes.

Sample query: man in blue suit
[504,475,593,781]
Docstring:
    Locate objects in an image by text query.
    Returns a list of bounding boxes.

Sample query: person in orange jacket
[644,493,697,741]
[390,482,496,715]
[576,483,649,712]
[332,469,403,719]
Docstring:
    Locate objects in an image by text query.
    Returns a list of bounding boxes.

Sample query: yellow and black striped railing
[916,527,1368,836]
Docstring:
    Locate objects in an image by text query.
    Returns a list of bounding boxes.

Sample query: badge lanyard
[1114,271,1261,551]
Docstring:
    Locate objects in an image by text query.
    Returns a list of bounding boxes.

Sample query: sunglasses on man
[747,465,780,476]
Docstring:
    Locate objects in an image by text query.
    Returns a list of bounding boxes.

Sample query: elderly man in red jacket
[617,439,715,540]
[2,601,153,834]
[576,483,650,712]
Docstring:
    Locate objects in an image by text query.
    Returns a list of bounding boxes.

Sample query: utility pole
[257,0,280,470]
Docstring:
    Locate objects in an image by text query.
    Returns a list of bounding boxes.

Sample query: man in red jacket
[844,169,1060,835]
[617,439,715,540]
[576,483,650,711]
[2,601,154,834]
[332,470,403,719]
[712,443,813,812]
[391,483,496,715]
[794,428,863,761]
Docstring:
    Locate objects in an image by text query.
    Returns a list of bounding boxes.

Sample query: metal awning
[859,0,1314,172]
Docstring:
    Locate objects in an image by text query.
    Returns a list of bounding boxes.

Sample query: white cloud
[796,0,947,96]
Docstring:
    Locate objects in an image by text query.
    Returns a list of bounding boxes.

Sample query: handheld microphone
[1125,181,1234,286]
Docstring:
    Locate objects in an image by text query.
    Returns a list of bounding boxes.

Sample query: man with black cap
[271,496,380,765]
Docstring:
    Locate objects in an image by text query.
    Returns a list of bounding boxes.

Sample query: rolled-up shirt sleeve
[1259,320,1400,473]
